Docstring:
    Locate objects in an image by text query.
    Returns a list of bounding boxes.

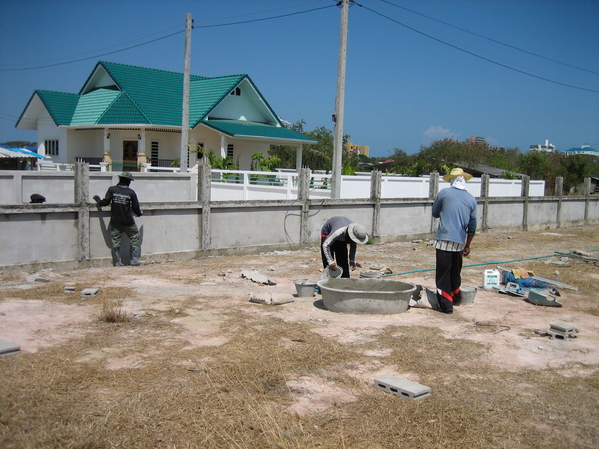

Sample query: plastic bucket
[459,286,478,305]
[294,279,318,297]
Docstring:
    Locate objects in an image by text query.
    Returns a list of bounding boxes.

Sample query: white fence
[1,168,545,204]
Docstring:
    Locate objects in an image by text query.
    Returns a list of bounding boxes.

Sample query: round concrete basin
[317,278,416,314]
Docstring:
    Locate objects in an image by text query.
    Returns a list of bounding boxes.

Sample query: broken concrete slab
[249,292,294,306]
[241,270,277,285]
[0,339,21,357]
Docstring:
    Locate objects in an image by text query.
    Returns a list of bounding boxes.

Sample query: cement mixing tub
[317,278,416,314]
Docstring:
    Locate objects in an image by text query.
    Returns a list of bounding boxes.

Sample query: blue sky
[1,0,598,157]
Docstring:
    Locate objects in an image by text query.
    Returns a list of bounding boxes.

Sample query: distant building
[530,140,556,152]
[344,141,369,157]
[564,144,599,157]
[467,136,486,145]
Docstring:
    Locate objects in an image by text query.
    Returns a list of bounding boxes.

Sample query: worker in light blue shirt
[432,168,477,314]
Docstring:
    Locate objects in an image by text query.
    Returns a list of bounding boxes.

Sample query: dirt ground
[1,225,599,448]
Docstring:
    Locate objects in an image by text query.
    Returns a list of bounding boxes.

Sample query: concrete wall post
[198,163,212,250]
[75,162,90,262]
[298,167,311,245]
[584,177,591,223]
[370,170,382,239]
[429,172,439,234]
[481,174,490,231]
[521,175,530,231]
[555,176,563,228]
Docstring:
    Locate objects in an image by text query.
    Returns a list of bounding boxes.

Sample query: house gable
[204,77,280,126]
[16,90,79,129]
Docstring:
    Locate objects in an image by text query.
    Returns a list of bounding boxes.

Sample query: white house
[16,61,316,171]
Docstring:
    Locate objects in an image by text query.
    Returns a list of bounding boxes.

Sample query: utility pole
[331,0,350,198]
[180,13,192,173]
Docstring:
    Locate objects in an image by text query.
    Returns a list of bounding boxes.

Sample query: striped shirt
[432,239,465,252]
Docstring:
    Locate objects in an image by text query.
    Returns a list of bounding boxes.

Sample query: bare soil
[1,225,599,448]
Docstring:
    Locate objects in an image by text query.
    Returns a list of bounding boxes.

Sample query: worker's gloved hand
[93,195,101,203]
[136,211,143,217]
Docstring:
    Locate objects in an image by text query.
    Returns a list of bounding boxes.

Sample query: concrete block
[549,322,579,340]
[0,339,21,357]
[374,374,431,400]
[81,288,99,298]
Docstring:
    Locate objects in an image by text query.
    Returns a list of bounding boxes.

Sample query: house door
[123,141,138,171]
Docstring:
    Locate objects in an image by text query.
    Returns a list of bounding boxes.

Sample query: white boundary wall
[0,170,544,204]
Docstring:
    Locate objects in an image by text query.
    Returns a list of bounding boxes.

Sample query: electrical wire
[0,30,185,72]
[0,2,336,72]
[375,0,599,77]
[193,4,336,29]
[362,0,599,90]
[355,2,599,93]
[0,24,185,69]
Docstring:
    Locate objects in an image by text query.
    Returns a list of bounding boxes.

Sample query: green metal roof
[19,61,314,143]
[200,119,316,143]
[34,90,80,125]
[70,89,120,125]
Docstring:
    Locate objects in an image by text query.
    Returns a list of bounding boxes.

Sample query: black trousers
[321,237,350,278]
[435,248,463,313]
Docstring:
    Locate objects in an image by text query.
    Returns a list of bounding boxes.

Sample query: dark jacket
[98,184,142,226]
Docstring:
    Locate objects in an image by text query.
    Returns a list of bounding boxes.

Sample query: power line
[0,25,185,69]
[364,0,598,90]
[0,30,185,72]
[0,2,336,72]
[356,3,599,93]
[376,0,599,77]
[193,4,336,29]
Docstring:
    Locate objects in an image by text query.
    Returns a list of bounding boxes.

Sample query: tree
[1,141,37,147]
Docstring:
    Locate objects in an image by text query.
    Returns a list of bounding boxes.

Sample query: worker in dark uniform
[321,216,368,278]
[93,172,143,266]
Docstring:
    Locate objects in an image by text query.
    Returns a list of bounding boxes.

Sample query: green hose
[382,248,599,278]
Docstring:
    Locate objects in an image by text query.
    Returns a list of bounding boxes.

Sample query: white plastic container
[483,269,500,289]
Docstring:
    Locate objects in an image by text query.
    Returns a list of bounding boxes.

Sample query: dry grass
[1,225,599,448]
[98,298,131,323]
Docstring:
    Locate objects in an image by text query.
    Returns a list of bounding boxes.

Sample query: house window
[45,139,59,156]
[227,144,234,160]
[229,87,241,96]
[151,141,159,165]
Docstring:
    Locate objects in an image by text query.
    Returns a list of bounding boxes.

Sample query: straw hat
[347,223,368,244]
[119,171,135,181]
[443,168,472,182]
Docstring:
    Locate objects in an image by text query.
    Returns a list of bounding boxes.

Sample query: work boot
[130,245,144,266]
[111,247,124,267]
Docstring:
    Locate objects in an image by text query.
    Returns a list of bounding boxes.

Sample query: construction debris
[249,292,294,305]
[241,270,277,285]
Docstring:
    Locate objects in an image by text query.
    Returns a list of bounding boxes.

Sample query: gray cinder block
[549,323,579,340]
[374,374,431,400]
[0,339,21,357]
[81,288,99,298]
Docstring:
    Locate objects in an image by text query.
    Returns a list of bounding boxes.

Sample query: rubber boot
[111,247,124,267]
[130,245,144,266]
